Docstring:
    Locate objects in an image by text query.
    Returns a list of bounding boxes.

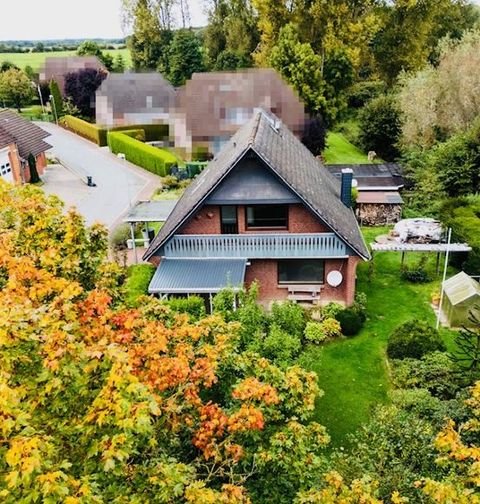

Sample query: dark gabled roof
[325,163,404,190]
[144,110,370,261]
[0,109,51,158]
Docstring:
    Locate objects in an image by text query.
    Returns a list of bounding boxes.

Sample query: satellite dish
[327,270,343,287]
[352,178,358,188]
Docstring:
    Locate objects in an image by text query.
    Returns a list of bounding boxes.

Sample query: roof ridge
[248,110,263,147]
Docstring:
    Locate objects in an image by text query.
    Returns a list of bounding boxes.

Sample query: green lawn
[0,49,131,71]
[298,227,458,447]
[323,132,375,164]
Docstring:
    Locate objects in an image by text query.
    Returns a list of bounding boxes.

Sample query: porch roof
[148,258,247,294]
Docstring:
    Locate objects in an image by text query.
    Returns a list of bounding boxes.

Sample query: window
[246,205,288,229]
[278,260,324,284]
[221,206,238,234]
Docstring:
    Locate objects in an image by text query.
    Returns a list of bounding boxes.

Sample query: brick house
[0,110,51,184]
[144,110,370,308]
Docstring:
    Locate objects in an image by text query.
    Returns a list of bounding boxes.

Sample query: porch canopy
[148,258,247,295]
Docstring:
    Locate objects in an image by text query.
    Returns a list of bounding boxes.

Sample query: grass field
[0,49,132,71]
[298,227,458,447]
[323,132,376,164]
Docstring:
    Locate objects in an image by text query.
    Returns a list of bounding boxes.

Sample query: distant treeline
[0,39,127,53]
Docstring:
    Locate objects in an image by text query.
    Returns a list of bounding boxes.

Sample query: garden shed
[441,271,480,328]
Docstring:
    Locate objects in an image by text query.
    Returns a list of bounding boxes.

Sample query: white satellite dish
[327,270,343,287]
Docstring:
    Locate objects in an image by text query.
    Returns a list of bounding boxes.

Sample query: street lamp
[32,81,46,118]
[49,94,58,125]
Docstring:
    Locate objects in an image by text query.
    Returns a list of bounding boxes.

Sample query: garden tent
[441,271,480,328]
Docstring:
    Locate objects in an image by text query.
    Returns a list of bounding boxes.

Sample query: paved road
[37,122,161,230]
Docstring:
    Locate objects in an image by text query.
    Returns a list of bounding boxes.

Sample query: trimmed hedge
[62,115,107,145]
[107,131,177,177]
[62,117,169,146]
[120,129,146,142]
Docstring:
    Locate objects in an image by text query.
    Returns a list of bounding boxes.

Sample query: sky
[0,0,209,41]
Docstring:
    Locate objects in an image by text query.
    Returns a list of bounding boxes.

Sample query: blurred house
[0,109,51,184]
[172,68,307,157]
[39,56,107,93]
[96,73,176,128]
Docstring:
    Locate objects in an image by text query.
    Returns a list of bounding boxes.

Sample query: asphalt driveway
[37,122,161,230]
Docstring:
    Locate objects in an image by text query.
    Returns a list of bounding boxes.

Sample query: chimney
[340,168,353,208]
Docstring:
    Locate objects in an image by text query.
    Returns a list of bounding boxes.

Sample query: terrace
[161,233,350,259]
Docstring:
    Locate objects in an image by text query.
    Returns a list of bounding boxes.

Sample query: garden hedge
[62,117,169,147]
[107,131,177,177]
[119,129,146,142]
[62,115,107,146]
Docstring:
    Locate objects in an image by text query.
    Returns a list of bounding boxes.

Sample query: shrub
[166,296,206,320]
[123,264,155,307]
[336,308,364,336]
[320,302,343,320]
[348,80,387,108]
[120,129,146,142]
[107,131,177,177]
[392,351,461,400]
[304,318,342,344]
[110,222,131,250]
[113,123,168,142]
[160,175,180,190]
[270,301,306,338]
[262,323,302,364]
[401,256,432,284]
[387,320,446,360]
[49,79,64,118]
[62,115,107,145]
[358,94,401,161]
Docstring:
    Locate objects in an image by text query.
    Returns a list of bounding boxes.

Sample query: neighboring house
[0,109,51,184]
[96,73,176,127]
[326,164,404,225]
[173,68,307,157]
[144,110,369,308]
[39,56,107,93]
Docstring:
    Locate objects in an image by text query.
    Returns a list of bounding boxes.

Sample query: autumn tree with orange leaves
[0,181,330,502]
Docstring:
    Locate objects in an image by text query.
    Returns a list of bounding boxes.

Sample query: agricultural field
[0,48,132,71]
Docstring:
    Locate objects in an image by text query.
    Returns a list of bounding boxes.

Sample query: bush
[320,302,344,320]
[62,115,107,145]
[336,308,364,336]
[160,175,180,190]
[120,129,146,142]
[166,296,206,320]
[304,318,342,344]
[108,131,177,177]
[110,222,131,250]
[401,266,432,283]
[358,94,401,161]
[392,351,461,400]
[270,301,306,338]
[49,79,64,118]
[123,264,155,307]
[348,80,387,108]
[262,323,302,364]
[113,123,169,142]
[387,320,446,360]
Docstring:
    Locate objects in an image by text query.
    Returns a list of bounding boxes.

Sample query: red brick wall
[36,152,47,176]
[178,205,221,234]
[244,257,360,306]
[177,203,331,234]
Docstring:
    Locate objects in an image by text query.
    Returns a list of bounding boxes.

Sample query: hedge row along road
[37,121,160,230]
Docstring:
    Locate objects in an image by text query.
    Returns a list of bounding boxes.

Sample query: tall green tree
[165,28,204,86]
[48,79,64,119]
[77,41,114,71]
[0,68,34,111]
[126,0,172,70]
[269,24,325,116]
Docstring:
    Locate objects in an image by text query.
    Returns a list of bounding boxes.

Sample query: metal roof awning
[148,258,247,294]
[123,200,178,223]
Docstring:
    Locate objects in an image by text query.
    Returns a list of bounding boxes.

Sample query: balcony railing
[162,233,349,259]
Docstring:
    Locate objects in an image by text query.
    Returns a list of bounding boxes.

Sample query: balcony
[162,233,349,259]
